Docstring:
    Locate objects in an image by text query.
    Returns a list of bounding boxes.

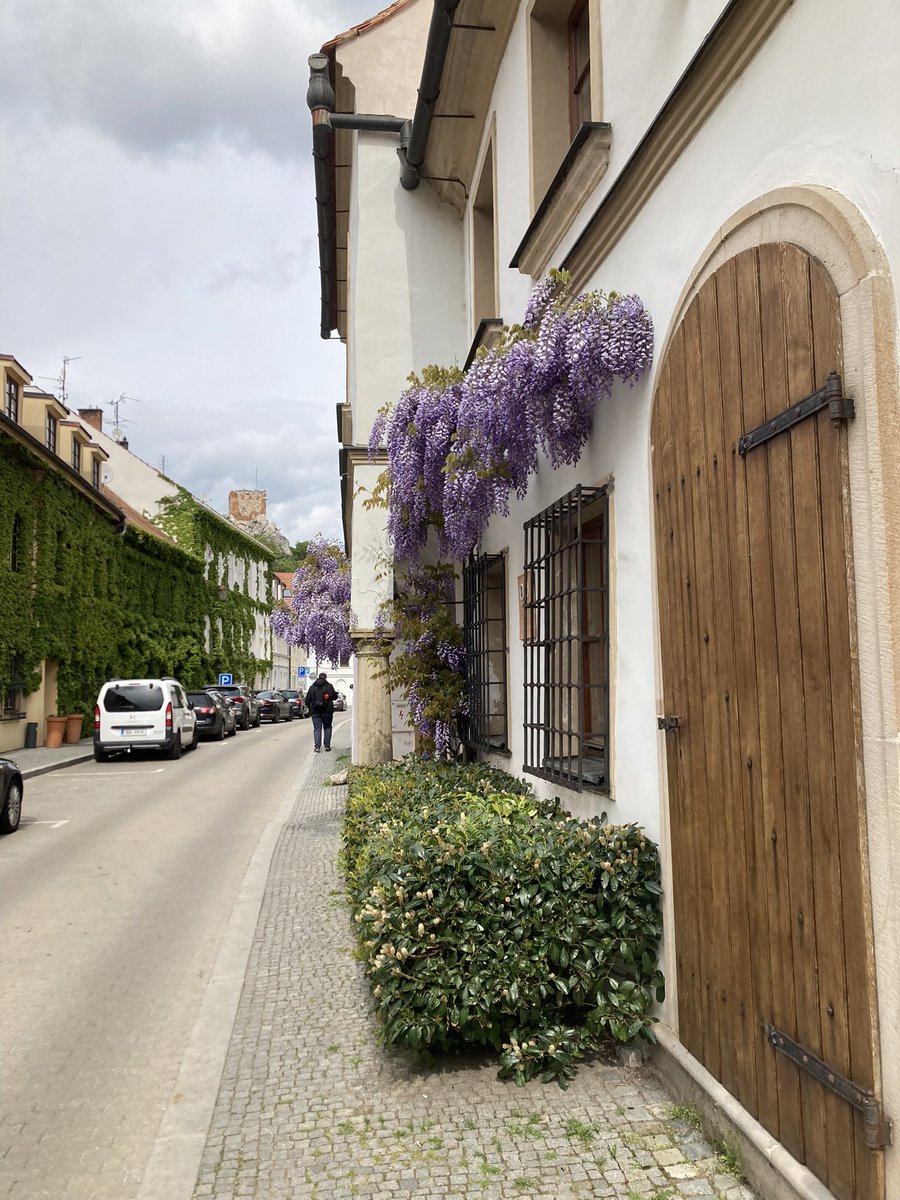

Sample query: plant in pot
[65,713,84,744]
[46,715,67,748]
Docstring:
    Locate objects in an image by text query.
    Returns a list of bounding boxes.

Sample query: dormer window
[72,437,82,473]
[4,377,18,422]
[46,413,58,455]
[569,0,591,137]
[91,457,101,489]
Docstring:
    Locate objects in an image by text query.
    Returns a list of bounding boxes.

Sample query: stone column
[351,631,393,765]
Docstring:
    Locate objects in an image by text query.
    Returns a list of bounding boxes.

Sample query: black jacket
[305,679,334,715]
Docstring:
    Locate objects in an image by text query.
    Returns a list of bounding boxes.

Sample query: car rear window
[210,686,240,696]
[188,692,217,706]
[103,684,165,712]
[282,691,299,699]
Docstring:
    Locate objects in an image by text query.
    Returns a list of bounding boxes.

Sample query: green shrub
[342,761,664,1087]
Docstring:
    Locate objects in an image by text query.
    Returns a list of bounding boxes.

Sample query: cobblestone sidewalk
[192,739,758,1200]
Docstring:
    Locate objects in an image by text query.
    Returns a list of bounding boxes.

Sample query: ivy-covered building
[0,354,275,752]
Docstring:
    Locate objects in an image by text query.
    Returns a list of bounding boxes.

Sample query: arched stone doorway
[651,240,883,1200]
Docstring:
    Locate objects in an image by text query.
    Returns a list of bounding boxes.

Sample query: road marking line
[29,819,71,828]
[62,767,167,777]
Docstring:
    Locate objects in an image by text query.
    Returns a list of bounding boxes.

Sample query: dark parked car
[205,684,260,730]
[255,689,293,723]
[280,689,309,719]
[188,690,237,740]
[0,758,23,834]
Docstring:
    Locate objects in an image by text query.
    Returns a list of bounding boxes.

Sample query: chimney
[228,489,267,521]
[79,407,103,432]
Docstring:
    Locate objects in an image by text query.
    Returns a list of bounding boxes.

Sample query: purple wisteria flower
[269,535,354,665]
[368,274,654,564]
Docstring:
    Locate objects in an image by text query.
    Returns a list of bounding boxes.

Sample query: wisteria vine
[270,536,354,666]
[369,270,654,563]
[375,561,465,756]
[365,271,653,752]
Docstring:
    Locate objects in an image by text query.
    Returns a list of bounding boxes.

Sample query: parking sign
[297,666,307,678]
[218,672,233,686]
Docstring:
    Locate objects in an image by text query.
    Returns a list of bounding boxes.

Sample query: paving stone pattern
[193,739,759,1200]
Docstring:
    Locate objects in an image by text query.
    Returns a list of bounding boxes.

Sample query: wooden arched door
[651,243,884,1200]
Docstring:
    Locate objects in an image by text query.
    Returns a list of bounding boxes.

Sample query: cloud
[0,0,380,160]
[0,0,382,552]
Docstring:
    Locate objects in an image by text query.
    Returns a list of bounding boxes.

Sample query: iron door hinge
[766,1024,892,1150]
[657,715,680,732]
[738,372,854,456]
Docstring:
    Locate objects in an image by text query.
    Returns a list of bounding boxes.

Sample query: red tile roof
[322,0,412,50]
[103,488,176,544]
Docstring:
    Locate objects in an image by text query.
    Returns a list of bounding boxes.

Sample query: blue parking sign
[218,672,233,686]
[297,666,307,678]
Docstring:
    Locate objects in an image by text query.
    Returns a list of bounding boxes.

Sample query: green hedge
[342,760,665,1087]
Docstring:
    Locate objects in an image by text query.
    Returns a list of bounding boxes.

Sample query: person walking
[305,671,335,752]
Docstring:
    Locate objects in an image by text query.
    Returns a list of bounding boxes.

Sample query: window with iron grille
[9,514,22,573]
[46,413,58,455]
[4,377,19,422]
[462,553,508,753]
[523,484,609,792]
[2,655,25,719]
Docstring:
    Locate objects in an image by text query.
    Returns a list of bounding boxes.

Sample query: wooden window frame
[4,378,19,422]
[568,0,591,140]
[71,437,82,473]
[46,412,58,455]
[462,552,509,754]
[523,484,609,792]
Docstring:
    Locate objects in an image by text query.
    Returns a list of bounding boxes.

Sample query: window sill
[524,758,607,796]
[464,318,504,370]
[1,712,26,722]
[511,122,612,279]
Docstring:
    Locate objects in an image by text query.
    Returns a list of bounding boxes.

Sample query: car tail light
[230,697,241,705]
[165,701,173,730]
[198,706,214,714]
[94,704,100,731]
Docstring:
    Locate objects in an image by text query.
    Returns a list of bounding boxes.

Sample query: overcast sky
[0,0,381,545]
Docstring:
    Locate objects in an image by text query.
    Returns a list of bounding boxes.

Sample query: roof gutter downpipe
[398,0,461,191]
[307,52,337,338]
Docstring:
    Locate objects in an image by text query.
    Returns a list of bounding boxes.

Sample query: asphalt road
[0,716,317,1200]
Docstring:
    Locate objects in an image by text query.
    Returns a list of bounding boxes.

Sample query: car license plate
[117,727,148,737]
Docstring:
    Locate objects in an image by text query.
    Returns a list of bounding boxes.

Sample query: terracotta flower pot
[65,714,84,744]
[46,716,67,748]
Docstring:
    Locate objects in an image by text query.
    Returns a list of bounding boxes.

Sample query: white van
[93,678,198,763]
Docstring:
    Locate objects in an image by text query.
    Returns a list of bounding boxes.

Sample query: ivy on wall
[0,438,272,716]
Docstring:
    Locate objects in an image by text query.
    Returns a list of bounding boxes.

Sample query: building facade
[308,3,900,1198]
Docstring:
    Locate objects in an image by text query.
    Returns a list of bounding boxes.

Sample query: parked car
[188,690,237,740]
[280,689,309,719]
[0,758,23,834]
[332,691,347,713]
[205,684,260,730]
[254,689,294,723]
[94,678,199,762]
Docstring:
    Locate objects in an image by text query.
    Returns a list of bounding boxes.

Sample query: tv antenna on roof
[38,355,82,407]
[107,392,140,442]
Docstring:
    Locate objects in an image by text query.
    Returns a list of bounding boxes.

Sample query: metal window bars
[461,553,509,753]
[523,484,609,792]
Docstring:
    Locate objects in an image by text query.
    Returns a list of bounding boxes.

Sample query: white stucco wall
[348,134,467,443]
